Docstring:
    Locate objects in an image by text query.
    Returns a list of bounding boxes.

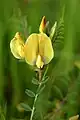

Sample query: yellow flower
[39,16,46,33]
[10,32,24,59]
[36,54,44,68]
[24,33,54,68]
[10,17,54,68]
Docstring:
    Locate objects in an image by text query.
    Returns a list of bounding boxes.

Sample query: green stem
[30,66,49,120]
[30,94,38,120]
[30,69,42,120]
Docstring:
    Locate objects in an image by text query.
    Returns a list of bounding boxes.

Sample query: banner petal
[24,33,39,65]
[39,33,54,64]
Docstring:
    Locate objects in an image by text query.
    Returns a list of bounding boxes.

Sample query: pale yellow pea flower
[10,16,54,68]
[24,33,54,68]
[10,32,24,59]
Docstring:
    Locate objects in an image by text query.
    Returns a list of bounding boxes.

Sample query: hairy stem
[30,69,42,120]
[30,66,49,120]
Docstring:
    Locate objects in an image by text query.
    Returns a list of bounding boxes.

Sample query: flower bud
[39,16,46,33]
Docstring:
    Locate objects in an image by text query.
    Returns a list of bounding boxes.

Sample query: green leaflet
[19,103,32,111]
[25,89,35,97]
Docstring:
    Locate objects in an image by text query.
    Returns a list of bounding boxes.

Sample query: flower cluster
[10,16,55,68]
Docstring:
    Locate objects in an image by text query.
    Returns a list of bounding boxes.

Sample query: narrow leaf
[42,78,48,84]
[25,89,35,97]
[37,85,45,95]
[50,21,57,40]
[20,103,32,111]
[42,76,49,81]
[32,78,39,85]
[42,76,49,84]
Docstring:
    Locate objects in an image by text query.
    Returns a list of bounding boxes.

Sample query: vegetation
[0,0,80,120]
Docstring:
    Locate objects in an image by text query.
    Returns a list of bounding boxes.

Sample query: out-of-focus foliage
[0,0,80,120]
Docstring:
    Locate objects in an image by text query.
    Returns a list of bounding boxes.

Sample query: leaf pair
[32,76,49,85]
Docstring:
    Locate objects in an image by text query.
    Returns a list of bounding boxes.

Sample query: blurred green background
[0,0,80,120]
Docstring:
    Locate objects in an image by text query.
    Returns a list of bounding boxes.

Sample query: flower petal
[39,33,54,64]
[36,54,44,68]
[39,16,46,33]
[24,33,39,65]
[10,32,24,59]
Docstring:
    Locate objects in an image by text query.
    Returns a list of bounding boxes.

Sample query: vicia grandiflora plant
[10,16,57,120]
